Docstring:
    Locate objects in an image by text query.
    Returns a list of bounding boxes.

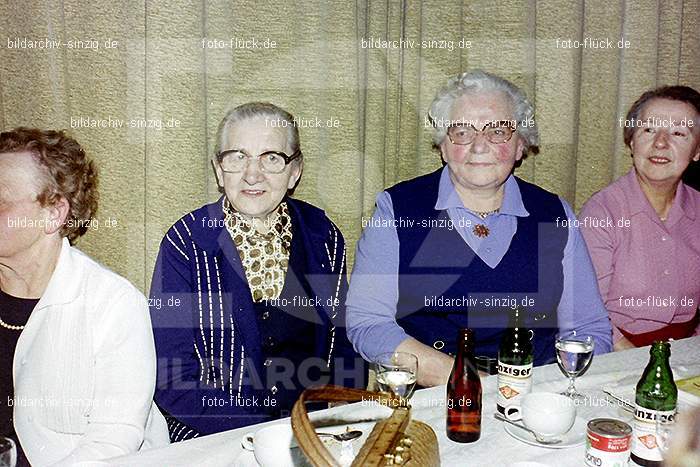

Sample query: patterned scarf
[223,199,293,302]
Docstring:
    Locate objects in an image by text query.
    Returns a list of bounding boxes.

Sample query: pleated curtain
[1,0,698,291]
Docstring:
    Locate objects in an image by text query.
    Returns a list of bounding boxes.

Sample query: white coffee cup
[242,423,297,467]
[504,392,576,437]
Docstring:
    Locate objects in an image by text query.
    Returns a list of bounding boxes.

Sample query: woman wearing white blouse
[0,128,168,466]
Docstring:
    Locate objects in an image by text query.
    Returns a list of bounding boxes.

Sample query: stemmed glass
[0,437,16,467]
[374,352,418,404]
[555,332,594,400]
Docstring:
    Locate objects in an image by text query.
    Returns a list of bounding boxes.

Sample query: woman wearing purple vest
[346,71,613,387]
[580,86,700,350]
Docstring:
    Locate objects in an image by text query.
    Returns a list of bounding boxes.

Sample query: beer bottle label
[631,405,675,462]
[496,362,532,409]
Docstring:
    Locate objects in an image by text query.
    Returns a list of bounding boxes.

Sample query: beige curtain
[1,0,698,292]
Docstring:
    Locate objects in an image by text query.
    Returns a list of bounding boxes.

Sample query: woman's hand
[613,335,636,351]
[396,337,454,387]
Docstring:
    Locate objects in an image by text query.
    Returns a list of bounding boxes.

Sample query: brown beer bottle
[447,328,482,443]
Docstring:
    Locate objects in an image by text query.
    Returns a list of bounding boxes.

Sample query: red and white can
[585,418,632,467]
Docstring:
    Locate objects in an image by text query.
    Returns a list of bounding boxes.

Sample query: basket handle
[290,385,402,467]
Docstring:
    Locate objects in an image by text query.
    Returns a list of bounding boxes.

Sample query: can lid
[587,418,632,437]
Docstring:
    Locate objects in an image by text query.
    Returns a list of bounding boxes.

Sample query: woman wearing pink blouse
[580,86,700,350]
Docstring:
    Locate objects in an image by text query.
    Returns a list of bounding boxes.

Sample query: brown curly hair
[0,127,99,243]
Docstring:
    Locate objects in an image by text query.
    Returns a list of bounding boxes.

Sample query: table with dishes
[106,336,700,467]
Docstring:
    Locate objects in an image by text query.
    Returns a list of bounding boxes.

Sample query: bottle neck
[644,345,673,376]
[456,329,475,358]
[650,343,671,362]
[454,330,479,377]
[508,308,525,328]
[649,352,672,369]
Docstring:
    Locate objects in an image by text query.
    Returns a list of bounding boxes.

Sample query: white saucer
[503,416,586,449]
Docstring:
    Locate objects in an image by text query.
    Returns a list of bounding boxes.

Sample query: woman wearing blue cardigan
[149,102,365,441]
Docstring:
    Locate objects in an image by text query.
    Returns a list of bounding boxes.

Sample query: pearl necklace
[473,208,500,219]
[0,315,25,331]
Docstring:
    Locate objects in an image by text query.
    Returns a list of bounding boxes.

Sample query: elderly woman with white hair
[346,70,613,387]
[149,102,365,441]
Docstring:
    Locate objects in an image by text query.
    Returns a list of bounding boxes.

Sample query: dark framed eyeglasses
[216,148,302,174]
[447,120,517,145]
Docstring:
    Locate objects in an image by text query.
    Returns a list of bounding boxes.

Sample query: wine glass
[555,332,594,400]
[374,352,418,404]
[0,437,16,467]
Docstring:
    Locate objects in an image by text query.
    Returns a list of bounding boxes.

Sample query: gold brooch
[473,224,490,238]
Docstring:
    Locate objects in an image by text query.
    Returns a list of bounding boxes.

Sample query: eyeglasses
[216,148,302,174]
[446,120,517,145]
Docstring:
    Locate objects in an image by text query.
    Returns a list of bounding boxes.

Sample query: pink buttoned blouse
[580,168,700,343]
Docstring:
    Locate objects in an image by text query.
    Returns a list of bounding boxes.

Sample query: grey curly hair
[428,70,539,157]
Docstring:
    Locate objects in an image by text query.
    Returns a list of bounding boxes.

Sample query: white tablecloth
[106,336,700,467]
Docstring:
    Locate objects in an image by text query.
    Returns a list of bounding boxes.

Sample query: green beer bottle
[497,306,533,414]
[631,341,677,467]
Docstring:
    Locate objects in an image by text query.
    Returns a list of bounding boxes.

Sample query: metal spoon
[494,414,563,445]
[317,430,363,442]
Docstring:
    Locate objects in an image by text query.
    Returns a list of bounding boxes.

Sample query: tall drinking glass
[555,332,594,400]
[374,352,418,404]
